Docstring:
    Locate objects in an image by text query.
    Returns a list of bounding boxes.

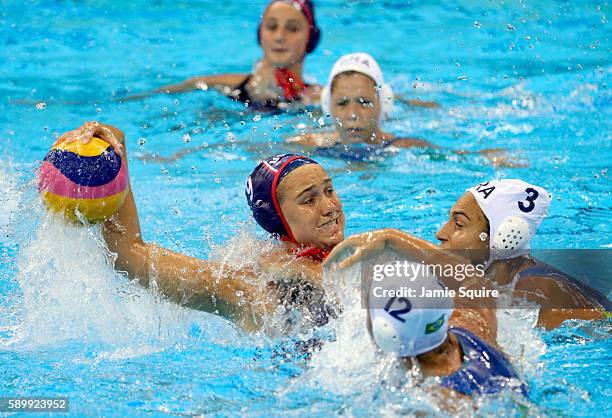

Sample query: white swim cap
[467,179,551,263]
[321,52,394,122]
[368,263,453,357]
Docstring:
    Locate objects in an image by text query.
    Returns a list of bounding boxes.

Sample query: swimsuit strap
[232,74,253,103]
[440,327,527,396]
[230,72,308,110]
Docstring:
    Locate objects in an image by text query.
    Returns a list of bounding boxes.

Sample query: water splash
[0,164,20,242]
[0,182,239,358]
[283,252,545,415]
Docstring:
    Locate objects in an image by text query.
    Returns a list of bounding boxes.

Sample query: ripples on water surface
[0,0,610,416]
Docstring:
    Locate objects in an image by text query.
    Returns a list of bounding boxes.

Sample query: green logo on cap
[425,314,445,334]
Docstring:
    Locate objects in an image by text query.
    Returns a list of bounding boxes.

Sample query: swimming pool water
[1,0,610,416]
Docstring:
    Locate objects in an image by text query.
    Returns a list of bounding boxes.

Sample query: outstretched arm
[117,74,249,102]
[395,95,440,109]
[55,122,270,331]
[324,228,498,344]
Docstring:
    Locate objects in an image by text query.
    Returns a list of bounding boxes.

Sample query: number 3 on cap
[518,187,539,213]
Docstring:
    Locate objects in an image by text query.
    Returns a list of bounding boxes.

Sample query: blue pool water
[1,0,610,416]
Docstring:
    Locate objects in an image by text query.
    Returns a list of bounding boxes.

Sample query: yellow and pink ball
[38,138,128,223]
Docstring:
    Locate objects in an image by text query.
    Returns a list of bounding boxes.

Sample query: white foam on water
[284,250,544,415]
[2,194,239,358]
[12,219,187,349]
[0,163,21,243]
[282,261,463,415]
[209,226,350,340]
[493,274,547,381]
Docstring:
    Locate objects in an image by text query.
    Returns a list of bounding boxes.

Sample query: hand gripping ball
[38,137,128,223]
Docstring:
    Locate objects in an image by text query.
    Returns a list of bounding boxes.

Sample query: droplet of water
[35,102,46,110]
[182,133,191,143]
[253,114,262,122]
[507,23,516,31]
[473,21,481,28]
[138,138,147,146]
[214,178,221,184]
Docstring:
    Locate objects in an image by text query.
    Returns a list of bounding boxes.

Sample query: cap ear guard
[490,215,531,259]
[379,83,394,120]
[320,84,331,116]
[371,315,402,353]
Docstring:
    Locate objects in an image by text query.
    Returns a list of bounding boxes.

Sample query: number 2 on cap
[384,296,412,322]
[518,187,539,213]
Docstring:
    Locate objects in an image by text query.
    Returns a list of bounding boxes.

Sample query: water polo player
[366,273,526,397]
[52,122,344,332]
[326,179,611,329]
[126,0,322,110]
[287,53,423,149]
[287,53,517,166]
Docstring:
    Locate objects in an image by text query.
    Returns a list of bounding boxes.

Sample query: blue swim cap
[246,153,318,241]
